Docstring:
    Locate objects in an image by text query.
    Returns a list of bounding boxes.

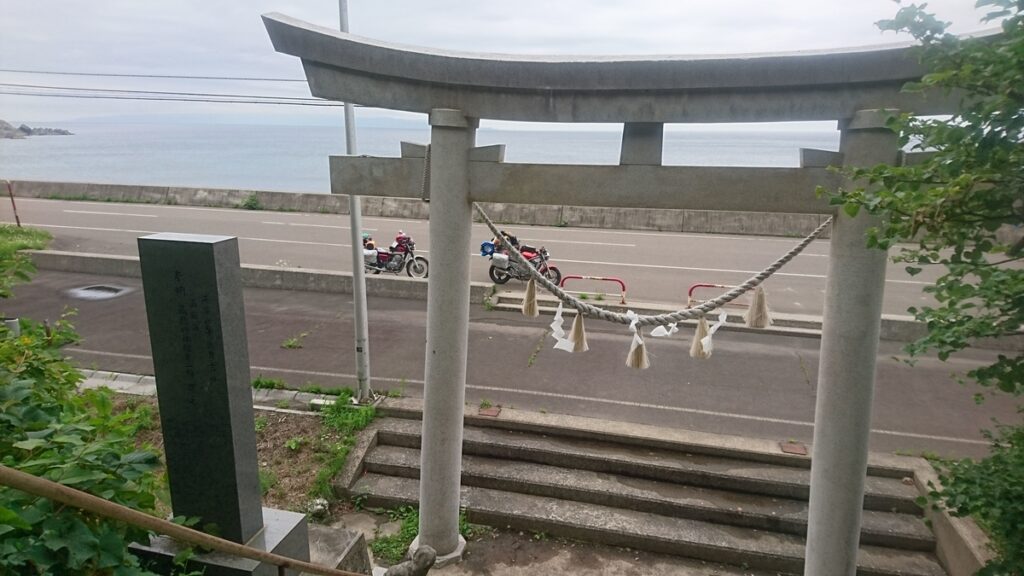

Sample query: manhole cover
[67,285,132,301]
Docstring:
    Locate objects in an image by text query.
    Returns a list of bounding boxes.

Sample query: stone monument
[133,233,309,575]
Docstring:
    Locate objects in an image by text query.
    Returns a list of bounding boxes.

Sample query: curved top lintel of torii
[263,12,963,124]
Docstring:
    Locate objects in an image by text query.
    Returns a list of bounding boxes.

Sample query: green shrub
[240,193,263,210]
[0,315,163,574]
[926,425,1024,575]
[0,224,50,298]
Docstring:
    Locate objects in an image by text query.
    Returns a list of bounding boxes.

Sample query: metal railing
[559,274,627,304]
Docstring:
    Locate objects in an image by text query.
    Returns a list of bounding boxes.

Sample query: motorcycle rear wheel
[488,265,512,284]
[406,256,429,278]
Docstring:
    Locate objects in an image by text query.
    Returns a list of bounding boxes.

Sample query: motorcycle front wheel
[406,256,429,278]
[543,266,562,287]
[488,265,511,284]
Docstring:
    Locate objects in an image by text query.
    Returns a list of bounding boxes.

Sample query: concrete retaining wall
[9,179,830,237]
[27,250,492,303]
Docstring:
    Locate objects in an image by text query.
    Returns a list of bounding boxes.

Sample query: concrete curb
[494,290,1024,351]
[11,179,832,238]
[78,369,336,414]
[28,249,492,303]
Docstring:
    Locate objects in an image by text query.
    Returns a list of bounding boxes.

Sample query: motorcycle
[480,233,561,286]
[362,231,429,278]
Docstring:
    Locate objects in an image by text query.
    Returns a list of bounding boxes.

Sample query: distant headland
[0,119,73,139]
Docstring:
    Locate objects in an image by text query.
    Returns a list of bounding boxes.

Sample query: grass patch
[0,224,51,297]
[252,375,286,390]
[310,388,376,501]
[259,468,278,496]
[370,507,492,565]
[0,224,51,253]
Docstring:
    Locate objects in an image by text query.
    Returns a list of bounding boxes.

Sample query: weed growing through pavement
[281,331,309,349]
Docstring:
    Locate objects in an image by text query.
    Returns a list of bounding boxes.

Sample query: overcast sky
[0,0,994,127]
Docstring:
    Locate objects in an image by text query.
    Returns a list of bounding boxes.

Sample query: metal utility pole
[340,0,371,403]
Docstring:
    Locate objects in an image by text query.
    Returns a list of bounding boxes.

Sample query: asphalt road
[4,198,1017,459]
[1,197,941,317]
[7,266,1017,461]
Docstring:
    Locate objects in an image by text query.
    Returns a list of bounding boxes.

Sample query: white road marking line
[556,257,931,285]
[65,210,158,218]
[481,223,833,245]
[25,198,257,216]
[526,238,635,247]
[68,349,988,446]
[18,221,926,285]
[34,223,157,235]
[28,223,353,248]
[262,221,375,231]
[241,237,350,248]
[466,384,990,446]
[251,365,419,384]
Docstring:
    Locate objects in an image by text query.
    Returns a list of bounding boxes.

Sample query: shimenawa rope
[474,202,832,327]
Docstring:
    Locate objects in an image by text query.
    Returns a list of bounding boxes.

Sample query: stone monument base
[131,507,309,576]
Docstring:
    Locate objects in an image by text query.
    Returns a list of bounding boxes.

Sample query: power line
[0,82,326,102]
[0,90,344,107]
[0,68,307,82]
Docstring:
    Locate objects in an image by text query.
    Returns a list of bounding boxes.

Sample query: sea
[0,122,840,193]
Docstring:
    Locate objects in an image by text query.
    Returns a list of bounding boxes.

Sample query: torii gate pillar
[412,109,477,564]
[804,109,899,575]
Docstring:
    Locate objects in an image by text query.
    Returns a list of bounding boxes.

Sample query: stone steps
[364,444,934,551]
[373,417,922,515]
[346,415,945,575]
[353,474,946,576]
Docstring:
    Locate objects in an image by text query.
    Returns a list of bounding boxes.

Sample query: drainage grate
[67,285,132,301]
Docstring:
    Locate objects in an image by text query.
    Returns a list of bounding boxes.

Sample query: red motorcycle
[362,231,429,278]
[480,232,561,286]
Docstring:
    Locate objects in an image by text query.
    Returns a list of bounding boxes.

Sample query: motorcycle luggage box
[491,253,511,269]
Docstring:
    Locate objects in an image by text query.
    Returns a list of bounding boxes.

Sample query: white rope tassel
[745,285,772,328]
[690,316,711,359]
[701,310,728,356]
[650,323,679,338]
[625,311,650,369]
[521,277,539,317]
[569,313,589,352]
[550,303,575,352]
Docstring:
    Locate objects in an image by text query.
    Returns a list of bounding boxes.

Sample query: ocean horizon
[0,121,840,193]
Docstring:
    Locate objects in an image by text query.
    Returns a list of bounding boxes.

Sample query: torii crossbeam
[263,13,955,575]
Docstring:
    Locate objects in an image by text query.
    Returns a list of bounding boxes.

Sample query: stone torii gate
[263,13,954,574]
